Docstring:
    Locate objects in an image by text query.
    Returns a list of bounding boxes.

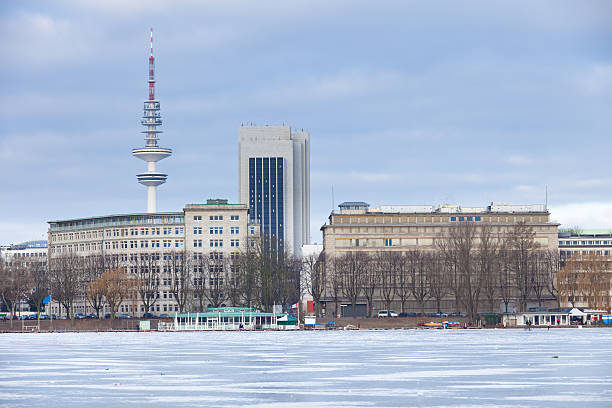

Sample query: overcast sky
[1,1,612,245]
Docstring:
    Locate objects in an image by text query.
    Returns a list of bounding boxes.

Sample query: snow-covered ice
[1,328,612,407]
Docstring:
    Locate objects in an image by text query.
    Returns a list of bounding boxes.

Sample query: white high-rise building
[238,125,310,255]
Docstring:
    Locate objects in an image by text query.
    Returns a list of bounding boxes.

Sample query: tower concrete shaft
[132,28,172,213]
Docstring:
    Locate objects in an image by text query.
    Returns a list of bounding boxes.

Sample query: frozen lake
[1,328,612,407]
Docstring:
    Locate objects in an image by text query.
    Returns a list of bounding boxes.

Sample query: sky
[1,0,612,246]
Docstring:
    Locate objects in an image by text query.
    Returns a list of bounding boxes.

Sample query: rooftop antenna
[331,185,335,214]
[148,28,155,100]
[545,185,548,210]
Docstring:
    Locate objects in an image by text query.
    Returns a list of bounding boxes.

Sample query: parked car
[119,313,133,319]
[86,313,98,319]
[39,314,49,320]
[143,313,157,319]
[158,314,170,319]
[74,313,86,319]
[378,310,398,317]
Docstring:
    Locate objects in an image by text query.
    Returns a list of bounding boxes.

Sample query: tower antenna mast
[149,28,155,100]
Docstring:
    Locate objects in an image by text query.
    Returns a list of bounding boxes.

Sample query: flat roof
[48,212,183,224]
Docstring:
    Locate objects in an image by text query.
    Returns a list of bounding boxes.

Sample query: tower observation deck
[132,28,171,213]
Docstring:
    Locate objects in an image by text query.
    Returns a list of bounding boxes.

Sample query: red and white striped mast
[148,28,155,101]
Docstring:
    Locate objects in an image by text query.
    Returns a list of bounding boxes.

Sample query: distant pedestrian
[547,324,550,331]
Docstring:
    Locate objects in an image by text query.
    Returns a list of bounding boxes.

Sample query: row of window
[195,239,241,248]
[192,252,240,260]
[336,215,547,224]
[104,240,185,250]
[560,250,611,256]
[449,216,482,222]
[559,240,612,246]
[193,215,240,221]
[193,227,241,235]
[112,227,184,237]
[51,227,186,242]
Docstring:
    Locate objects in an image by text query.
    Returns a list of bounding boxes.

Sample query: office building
[238,125,310,255]
[0,240,48,314]
[320,201,560,316]
[46,200,259,317]
[558,229,612,260]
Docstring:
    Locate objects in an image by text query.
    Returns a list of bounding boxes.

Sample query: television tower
[132,28,172,213]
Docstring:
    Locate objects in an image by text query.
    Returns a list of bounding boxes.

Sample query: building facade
[558,230,612,260]
[557,230,612,311]
[47,200,259,317]
[320,201,559,317]
[0,240,48,314]
[238,125,310,255]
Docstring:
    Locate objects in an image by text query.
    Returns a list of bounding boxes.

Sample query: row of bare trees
[1,238,303,320]
[558,253,612,310]
[0,256,48,327]
[304,222,561,321]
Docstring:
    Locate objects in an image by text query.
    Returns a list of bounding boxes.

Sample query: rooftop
[7,240,48,250]
[558,229,612,238]
[335,201,548,215]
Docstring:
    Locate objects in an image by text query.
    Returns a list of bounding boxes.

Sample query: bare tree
[426,253,448,314]
[579,253,611,310]
[531,251,552,307]
[225,255,242,308]
[27,258,49,325]
[256,237,276,312]
[83,254,107,318]
[438,222,482,322]
[476,223,500,314]
[557,252,581,308]
[360,253,378,317]
[0,257,30,327]
[234,248,259,309]
[378,252,397,312]
[544,250,561,308]
[303,252,327,317]
[277,253,302,310]
[393,252,411,314]
[95,266,133,319]
[192,251,210,311]
[337,252,366,317]
[134,252,160,316]
[436,236,461,314]
[507,222,539,312]
[498,248,514,313]
[166,250,191,313]
[49,253,83,320]
[408,250,429,316]
[204,251,228,308]
[326,256,343,318]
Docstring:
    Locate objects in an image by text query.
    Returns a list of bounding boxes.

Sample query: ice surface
[1,328,612,407]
